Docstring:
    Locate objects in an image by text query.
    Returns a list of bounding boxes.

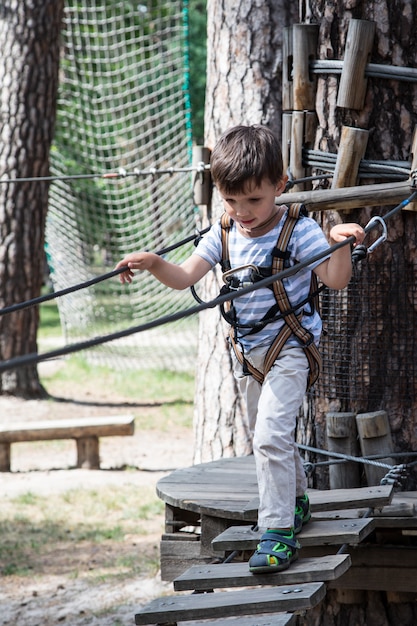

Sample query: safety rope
[298,443,415,489]
[0,188,415,374]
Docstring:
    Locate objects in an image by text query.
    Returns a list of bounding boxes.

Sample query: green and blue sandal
[294,493,311,534]
[248,529,300,574]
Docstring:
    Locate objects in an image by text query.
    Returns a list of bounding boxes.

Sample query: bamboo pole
[337,19,376,110]
[277,179,412,211]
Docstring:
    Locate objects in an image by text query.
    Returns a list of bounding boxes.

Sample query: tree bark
[0,0,64,396]
[302,1,417,624]
[193,0,298,462]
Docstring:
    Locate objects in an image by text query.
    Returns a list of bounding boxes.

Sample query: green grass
[0,485,164,578]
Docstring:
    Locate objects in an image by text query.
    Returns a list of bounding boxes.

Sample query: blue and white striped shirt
[194,207,331,350]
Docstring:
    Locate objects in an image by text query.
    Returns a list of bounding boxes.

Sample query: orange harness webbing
[221,204,322,389]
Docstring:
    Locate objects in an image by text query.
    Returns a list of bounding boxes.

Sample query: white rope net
[46,0,198,372]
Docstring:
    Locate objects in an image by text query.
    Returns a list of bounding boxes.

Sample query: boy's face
[218,177,287,230]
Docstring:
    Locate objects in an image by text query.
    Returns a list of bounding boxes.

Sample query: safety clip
[366,216,388,253]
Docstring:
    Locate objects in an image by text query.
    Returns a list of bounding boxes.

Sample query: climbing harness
[218,204,323,389]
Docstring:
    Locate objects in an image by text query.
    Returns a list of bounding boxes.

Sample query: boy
[115,125,365,574]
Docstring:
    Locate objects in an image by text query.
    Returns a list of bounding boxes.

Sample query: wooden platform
[133,456,417,625]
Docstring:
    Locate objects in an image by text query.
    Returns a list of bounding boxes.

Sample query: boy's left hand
[330,223,365,247]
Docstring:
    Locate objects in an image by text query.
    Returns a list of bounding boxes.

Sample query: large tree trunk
[0,0,64,396]
[193,0,298,463]
[303,1,417,624]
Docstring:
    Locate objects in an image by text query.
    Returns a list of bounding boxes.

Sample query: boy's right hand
[115,252,158,284]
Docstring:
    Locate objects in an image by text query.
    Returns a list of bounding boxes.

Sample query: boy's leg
[253,346,309,530]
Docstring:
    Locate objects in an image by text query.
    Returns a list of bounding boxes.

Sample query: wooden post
[192,145,211,207]
[282,27,293,112]
[332,126,369,189]
[355,411,394,486]
[292,23,319,112]
[404,125,417,211]
[0,442,11,471]
[282,112,292,176]
[289,111,305,191]
[76,436,100,469]
[337,19,376,110]
[326,412,361,489]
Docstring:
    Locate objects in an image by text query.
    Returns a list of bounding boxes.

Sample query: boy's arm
[115,252,212,290]
[314,223,365,290]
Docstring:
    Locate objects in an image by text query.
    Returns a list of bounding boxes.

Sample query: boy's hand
[329,223,365,247]
[115,252,158,284]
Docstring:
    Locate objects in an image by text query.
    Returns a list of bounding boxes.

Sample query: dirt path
[0,391,194,626]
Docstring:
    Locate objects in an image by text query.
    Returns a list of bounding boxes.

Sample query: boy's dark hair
[210,124,284,194]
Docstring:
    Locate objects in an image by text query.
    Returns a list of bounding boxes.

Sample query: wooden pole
[332,126,369,190]
[282,112,292,176]
[292,24,319,112]
[282,27,293,112]
[326,412,361,489]
[355,411,394,486]
[276,179,412,211]
[337,19,376,110]
[192,146,211,207]
[405,125,417,211]
[290,111,306,191]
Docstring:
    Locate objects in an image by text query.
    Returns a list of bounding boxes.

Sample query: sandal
[294,493,311,534]
[249,530,300,574]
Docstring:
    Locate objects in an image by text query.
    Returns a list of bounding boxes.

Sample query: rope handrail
[0,190,415,374]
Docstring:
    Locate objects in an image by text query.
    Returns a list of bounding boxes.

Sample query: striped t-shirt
[194,207,331,350]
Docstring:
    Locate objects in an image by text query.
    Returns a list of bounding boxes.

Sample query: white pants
[232,344,309,530]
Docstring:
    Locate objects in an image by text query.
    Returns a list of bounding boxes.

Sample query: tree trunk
[0,0,64,396]
[302,1,417,624]
[193,0,299,463]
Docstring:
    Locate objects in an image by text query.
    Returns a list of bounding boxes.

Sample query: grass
[0,485,164,578]
[0,300,195,586]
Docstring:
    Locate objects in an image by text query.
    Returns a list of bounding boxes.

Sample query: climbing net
[46,0,198,371]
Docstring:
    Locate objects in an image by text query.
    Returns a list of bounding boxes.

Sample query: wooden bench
[0,415,135,471]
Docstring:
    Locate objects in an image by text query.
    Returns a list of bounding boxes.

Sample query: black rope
[0,190,415,373]
[0,227,210,317]
[0,233,357,373]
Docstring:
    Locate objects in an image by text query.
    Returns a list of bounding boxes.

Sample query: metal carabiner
[366,216,388,253]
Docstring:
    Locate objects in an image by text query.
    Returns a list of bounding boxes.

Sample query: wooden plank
[181,614,297,626]
[174,554,351,592]
[211,519,374,552]
[0,415,135,443]
[134,582,326,625]
[243,485,393,519]
[160,539,212,582]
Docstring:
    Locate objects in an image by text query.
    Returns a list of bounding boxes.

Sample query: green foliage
[188,0,207,144]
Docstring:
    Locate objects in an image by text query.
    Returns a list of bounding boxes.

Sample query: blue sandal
[294,493,311,534]
[249,530,300,574]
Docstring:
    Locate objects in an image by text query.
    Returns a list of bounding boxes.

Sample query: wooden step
[242,484,393,519]
[174,553,351,592]
[134,582,326,625]
[212,518,375,552]
[180,614,297,626]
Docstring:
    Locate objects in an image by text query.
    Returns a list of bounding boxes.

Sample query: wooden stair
[211,518,374,552]
[174,554,351,592]
[134,582,326,625]
[134,483,395,625]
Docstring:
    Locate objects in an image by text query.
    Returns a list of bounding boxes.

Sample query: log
[337,19,376,110]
